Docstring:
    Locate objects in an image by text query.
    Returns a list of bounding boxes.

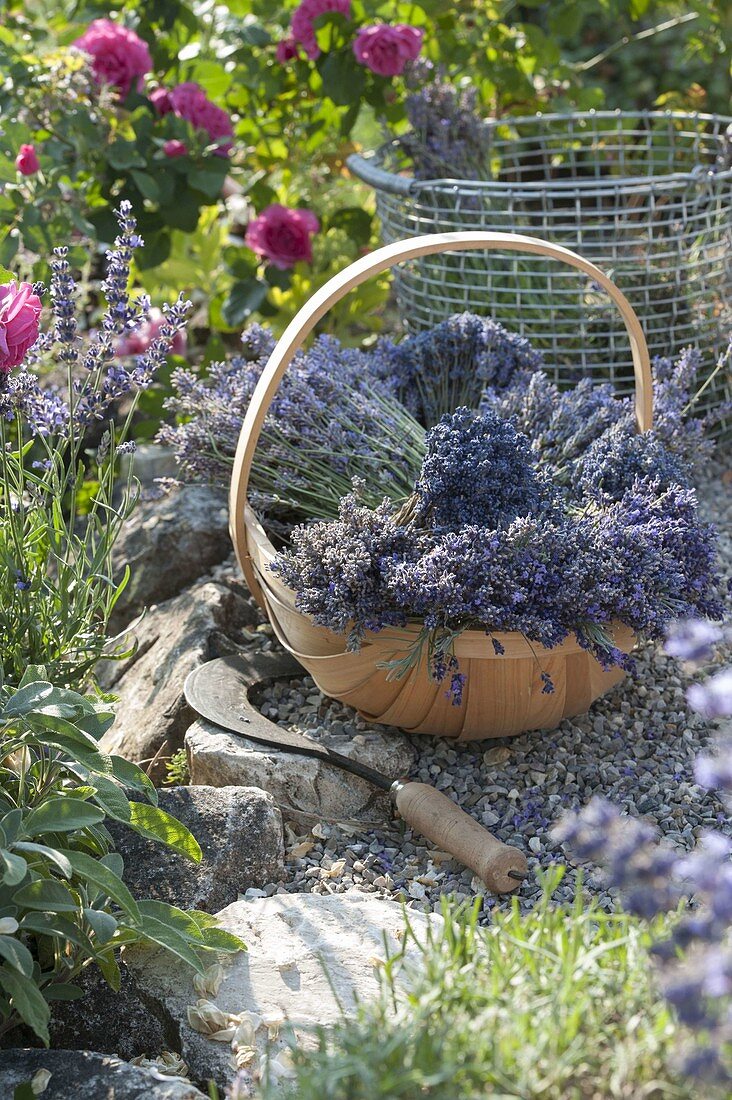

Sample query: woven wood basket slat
[230,232,653,741]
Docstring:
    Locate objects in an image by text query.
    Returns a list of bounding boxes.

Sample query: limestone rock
[99,580,257,779]
[108,786,284,912]
[0,1050,206,1099]
[112,483,231,624]
[127,893,441,1091]
[185,717,416,825]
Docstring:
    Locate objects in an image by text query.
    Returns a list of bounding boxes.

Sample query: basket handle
[230,231,653,600]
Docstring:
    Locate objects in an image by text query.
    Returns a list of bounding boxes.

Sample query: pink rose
[168,82,233,156]
[276,36,300,64]
[245,205,319,269]
[0,281,42,374]
[15,144,40,177]
[291,0,351,61]
[117,308,187,358]
[73,19,152,98]
[353,24,423,77]
[150,86,173,115]
[163,139,187,158]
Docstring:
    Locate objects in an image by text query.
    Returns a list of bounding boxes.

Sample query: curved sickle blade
[184,654,392,790]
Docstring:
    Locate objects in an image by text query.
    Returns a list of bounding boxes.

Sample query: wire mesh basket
[348,110,732,425]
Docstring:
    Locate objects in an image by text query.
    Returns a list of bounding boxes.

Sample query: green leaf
[110,756,158,806]
[88,775,131,823]
[0,849,27,886]
[44,982,85,1001]
[125,912,205,974]
[134,229,171,270]
[20,913,94,953]
[18,665,48,687]
[84,907,118,945]
[13,842,73,879]
[319,51,365,106]
[58,850,140,921]
[0,809,23,846]
[23,798,106,837]
[222,278,269,327]
[327,207,373,246]
[13,1082,36,1100]
[130,169,161,203]
[1,964,50,1044]
[187,163,228,200]
[107,139,146,170]
[1,681,54,718]
[13,878,79,913]
[128,803,202,862]
[95,946,122,990]
[0,933,34,977]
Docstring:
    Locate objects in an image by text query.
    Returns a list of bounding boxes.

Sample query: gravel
[243,464,732,918]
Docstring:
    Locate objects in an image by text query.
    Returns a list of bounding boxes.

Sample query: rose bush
[0,0,726,347]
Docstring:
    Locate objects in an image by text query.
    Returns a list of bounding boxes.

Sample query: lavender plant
[554,619,732,1084]
[272,408,723,702]
[0,201,190,686]
[159,325,426,529]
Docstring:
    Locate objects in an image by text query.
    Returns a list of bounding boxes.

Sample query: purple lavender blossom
[0,202,191,437]
[575,426,691,503]
[556,652,732,1084]
[695,738,732,794]
[481,345,718,483]
[160,326,425,528]
[372,312,544,426]
[666,619,724,663]
[688,669,732,719]
[411,407,551,530]
[400,60,491,181]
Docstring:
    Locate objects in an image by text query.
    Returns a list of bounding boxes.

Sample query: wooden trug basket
[230,232,653,741]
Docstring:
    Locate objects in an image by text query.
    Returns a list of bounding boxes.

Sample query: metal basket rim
[348,109,732,196]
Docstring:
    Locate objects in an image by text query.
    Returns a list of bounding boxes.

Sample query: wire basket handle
[230,231,653,597]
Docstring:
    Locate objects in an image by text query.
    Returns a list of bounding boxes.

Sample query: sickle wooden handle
[229,231,654,610]
[392,779,528,894]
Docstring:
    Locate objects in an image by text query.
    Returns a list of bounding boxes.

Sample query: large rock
[128,893,441,1092]
[185,718,416,825]
[43,963,172,1062]
[113,483,231,624]
[0,1050,206,1099]
[99,580,258,780]
[108,786,285,912]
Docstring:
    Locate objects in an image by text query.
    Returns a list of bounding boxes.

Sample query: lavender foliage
[159,327,426,528]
